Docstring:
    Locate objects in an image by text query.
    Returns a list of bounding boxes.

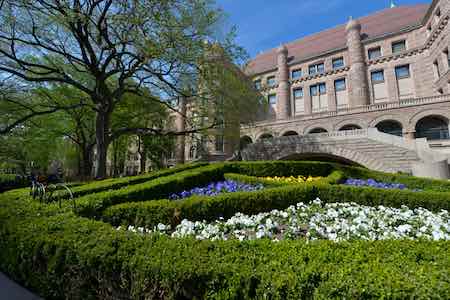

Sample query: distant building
[174,0,450,177]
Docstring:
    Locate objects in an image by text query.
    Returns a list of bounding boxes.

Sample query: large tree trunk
[80,146,93,179]
[94,109,110,179]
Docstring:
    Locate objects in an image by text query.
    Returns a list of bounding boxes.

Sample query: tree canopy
[0,0,262,178]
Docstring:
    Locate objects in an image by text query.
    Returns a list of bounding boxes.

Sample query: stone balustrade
[250,94,450,127]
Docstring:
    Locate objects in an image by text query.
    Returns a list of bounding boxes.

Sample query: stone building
[177,0,450,178]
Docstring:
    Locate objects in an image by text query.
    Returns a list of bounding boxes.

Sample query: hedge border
[1,186,449,299]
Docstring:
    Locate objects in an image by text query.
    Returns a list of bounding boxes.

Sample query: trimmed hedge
[74,164,227,218]
[226,161,450,192]
[0,174,28,193]
[3,161,450,299]
[1,190,449,299]
[67,162,208,198]
[226,161,335,178]
[103,173,450,229]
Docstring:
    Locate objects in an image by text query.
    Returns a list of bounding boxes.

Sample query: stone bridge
[241,128,450,178]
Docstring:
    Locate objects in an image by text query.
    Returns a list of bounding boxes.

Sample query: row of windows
[256,39,408,90]
[255,57,346,89]
[371,65,411,84]
[368,40,406,60]
[269,78,347,102]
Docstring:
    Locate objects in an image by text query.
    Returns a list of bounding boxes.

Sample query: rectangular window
[294,88,303,98]
[254,80,261,90]
[371,70,385,83]
[318,82,326,94]
[267,76,276,87]
[310,83,326,95]
[309,63,325,75]
[332,57,344,69]
[268,94,277,105]
[395,65,410,79]
[291,69,302,79]
[392,40,406,54]
[294,88,304,113]
[368,47,382,60]
[334,78,346,91]
[310,83,327,111]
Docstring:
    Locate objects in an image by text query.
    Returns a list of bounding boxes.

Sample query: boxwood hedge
[0,174,28,193]
[1,161,450,299]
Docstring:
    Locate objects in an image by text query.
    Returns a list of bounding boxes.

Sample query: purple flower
[344,178,412,191]
[169,180,264,200]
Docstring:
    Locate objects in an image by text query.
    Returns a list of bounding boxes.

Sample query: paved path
[0,272,41,300]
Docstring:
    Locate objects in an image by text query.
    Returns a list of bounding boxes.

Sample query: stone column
[276,45,291,119]
[174,96,187,164]
[346,18,370,107]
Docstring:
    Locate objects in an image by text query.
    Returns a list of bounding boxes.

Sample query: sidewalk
[0,272,41,300]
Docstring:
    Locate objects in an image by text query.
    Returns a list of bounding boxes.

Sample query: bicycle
[30,175,75,209]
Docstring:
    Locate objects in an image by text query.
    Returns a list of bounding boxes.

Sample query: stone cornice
[367,47,425,66]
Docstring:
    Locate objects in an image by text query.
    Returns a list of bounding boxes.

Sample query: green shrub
[74,164,226,218]
[227,161,334,177]
[68,162,208,198]
[0,174,28,193]
[103,177,450,229]
[0,190,449,299]
[103,184,317,227]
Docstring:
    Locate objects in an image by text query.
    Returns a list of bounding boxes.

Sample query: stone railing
[251,94,450,127]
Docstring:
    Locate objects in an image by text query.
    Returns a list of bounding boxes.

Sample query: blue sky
[216,0,428,58]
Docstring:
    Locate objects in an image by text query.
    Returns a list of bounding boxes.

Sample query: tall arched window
[376,120,403,136]
[415,116,449,140]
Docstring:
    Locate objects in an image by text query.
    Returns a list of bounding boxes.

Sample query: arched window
[308,128,328,134]
[415,116,449,140]
[339,124,362,131]
[282,131,298,136]
[239,136,253,150]
[376,120,403,136]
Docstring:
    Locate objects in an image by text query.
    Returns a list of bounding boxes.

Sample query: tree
[0,0,262,178]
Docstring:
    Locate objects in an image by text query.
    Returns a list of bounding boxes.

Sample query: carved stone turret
[276,44,291,119]
[346,17,370,107]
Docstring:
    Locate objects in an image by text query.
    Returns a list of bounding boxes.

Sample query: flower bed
[344,178,410,190]
[168,180,264,200]
[262,175,322,183]
[122,198,450,242]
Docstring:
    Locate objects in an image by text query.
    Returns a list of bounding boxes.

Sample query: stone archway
[375,120,403,136]
[415,115,449,140]
[258,133,274,140]
[239,136,253,150]
[308,127,328,134]
[282,130,299,136]
[242,140,390,172]
[339,124,362,131]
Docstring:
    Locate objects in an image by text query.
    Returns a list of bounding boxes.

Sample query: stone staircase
[241,128,450,178]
